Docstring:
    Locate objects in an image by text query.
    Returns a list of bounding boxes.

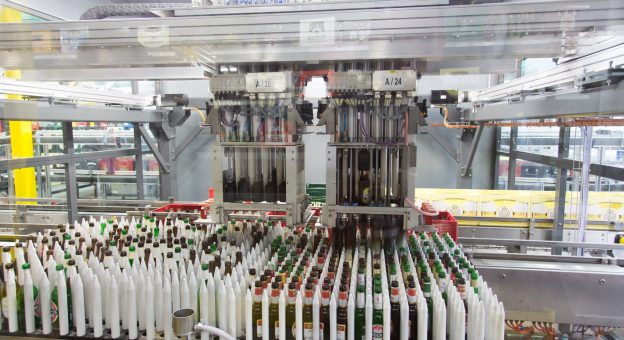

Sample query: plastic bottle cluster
[0,216,505,339]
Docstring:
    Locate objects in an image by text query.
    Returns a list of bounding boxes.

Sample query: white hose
[194,324,236,340]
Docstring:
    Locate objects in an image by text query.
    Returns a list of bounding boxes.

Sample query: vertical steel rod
[134,124,145,200]
[62,122,78,223]
[552,125,570,255]
[507,126,518,190]
[576,126,593,256]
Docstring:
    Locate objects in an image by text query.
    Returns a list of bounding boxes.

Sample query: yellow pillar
[1,6,37,203]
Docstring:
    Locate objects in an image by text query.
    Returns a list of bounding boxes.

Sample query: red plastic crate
[152,201,211,219]
[424,211,458,241]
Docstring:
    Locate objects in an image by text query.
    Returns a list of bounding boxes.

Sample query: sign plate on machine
[245,72,291,93]
[372,70,417,92]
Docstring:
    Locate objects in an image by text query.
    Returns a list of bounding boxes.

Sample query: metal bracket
[170,107,191,127]
[424,125,458,162]
[461,124,484,177]
[173,125,204,161]
[137,124,170,173]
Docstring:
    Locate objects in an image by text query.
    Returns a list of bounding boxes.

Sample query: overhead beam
[0,78,154,107]
[500,150,624,182]
[0,100,164,123]
[20,66,207,82]
[0,148,137,171]
[0,0,112,21]
[472,82,624,121]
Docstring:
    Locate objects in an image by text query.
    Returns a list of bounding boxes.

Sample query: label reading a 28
[385,77,402,86]
[256,79,273,88]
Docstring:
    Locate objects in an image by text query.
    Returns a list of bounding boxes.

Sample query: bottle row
[0,216,504,340]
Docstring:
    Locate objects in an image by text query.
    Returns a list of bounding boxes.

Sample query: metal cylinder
[172,308,195,337]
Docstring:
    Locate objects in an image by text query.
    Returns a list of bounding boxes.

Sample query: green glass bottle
[354,284,366,340]
[51,264,64,332]
[372,284,383,339]
[16,264,25,331]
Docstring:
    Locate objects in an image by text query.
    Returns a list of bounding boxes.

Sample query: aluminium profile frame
[0,98,180,222]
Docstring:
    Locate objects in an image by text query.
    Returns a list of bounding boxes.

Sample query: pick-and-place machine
[207,62,420,247]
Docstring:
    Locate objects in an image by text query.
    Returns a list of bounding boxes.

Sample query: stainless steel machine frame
[322,142,418,230]
[210,142,306,226]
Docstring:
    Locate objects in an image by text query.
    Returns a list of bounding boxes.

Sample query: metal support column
[131,81,145,200]
[507,126,518,190]
[552,125,570,255]
[134,124,145,200]
[577,126,593,256]
[62,122,78,223]
[493,127,501,189]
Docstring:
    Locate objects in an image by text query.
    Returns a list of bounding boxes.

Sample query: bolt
[499,274,506,280]
[599,278,606,285]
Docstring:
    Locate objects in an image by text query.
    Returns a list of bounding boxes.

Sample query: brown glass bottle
[252,281,263,340]
[390,281,401,340]
[269,282,280,340]
[284,283,297,340]
[302,284,314,340]
[336,285,349,340]
[320,284,331,340]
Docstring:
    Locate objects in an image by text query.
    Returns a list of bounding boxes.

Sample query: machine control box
[245,71,292,93]
[209,74,246,92]
[372,70,417,92]
[328,71,372,91]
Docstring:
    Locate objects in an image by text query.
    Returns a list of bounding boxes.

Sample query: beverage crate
[424,211,458,241]
[151,201,211,219]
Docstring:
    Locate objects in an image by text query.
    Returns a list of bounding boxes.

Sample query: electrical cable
[194,324,236,340]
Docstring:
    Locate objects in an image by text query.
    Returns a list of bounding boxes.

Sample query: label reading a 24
[255,79,273,88]
[384,77,402,86]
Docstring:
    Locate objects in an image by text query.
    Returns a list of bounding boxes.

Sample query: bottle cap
[21,263,30,270]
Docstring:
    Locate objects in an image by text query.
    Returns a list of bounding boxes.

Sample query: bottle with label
[285,282,297,340]
[320,284,331,340]
[390,280,401,340]
[252,281,263,340]
[50,264,65,333]
[302,284,314,340]
[423,277,433,339]
[407,280,418,339]
[470,270,479,295]
[336,285,348,340]
[354,284,366,340]
[372,284,384,339]
[269,282,280,340]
